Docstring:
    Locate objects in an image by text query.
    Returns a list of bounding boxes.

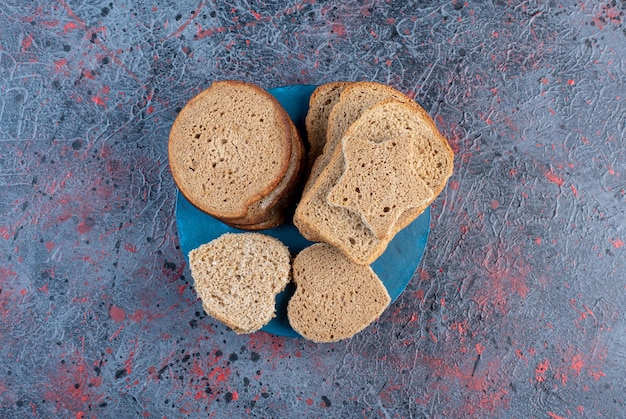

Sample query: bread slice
[294,99,454,265]
[189,233,291,334]
[287,243,391,342]
[168,80,294,221]
[222,121,305,229]
[303,82,413,195]
[326,135,434,239]
[304,82,351,170]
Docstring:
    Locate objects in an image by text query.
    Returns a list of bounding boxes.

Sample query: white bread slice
[294,99,454,265]
[287,243,391,343]
[189,233,291,334]
[327,135,434,239]
[304,82,351,171]
[168,80,293,221]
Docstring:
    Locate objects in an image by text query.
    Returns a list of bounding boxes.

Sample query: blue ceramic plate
[175,84,431,338]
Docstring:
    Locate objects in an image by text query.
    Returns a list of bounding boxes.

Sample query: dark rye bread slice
[189,233,291,334]
[304,82,351,172]
[287,243,391,343]
[223,120,305,229]
[303,82,413,197]
[294,99,454,265]
[168,80,293,222]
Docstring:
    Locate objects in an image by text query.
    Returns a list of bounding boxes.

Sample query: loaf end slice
[189,233,291,334]
[287,243,391,342]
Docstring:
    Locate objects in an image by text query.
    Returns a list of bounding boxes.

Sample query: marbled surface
[1,1,625,417]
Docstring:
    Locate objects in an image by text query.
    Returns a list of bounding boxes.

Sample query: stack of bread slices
[170,80,454,342]
[294,81,455,266]
[168,80,305,230]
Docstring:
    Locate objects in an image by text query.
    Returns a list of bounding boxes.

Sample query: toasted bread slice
[169,80,293,221]
[294,99,454,265]
[287,243,391,342]
[189,233,291,334]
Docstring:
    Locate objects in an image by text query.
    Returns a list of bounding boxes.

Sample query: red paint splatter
[248,332,288,362]
[42,351,106,416]
[609,238,624,248]
[544,170,564,186]
[76,221,92,234]
[415,353,510,415]
[54,58,68,74]
[0,226,10,240]
[332,23,347,36]
[21,34,34,51]
[91,96,106,107]
[535,359,549,382]
[491,200,499,210]
[305,398,313,405]
[109,305,126,322]
[589,369,606,381]
[475,343,485,355]
[195,24,225,40]
[124,243,137,253]
[63,22,77,34]
[45,241,55,252]
[548,412,567,419]
[571,353,584,376]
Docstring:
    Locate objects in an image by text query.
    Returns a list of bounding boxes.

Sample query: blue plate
[175,84,431,338]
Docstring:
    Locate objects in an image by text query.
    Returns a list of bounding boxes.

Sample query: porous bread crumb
[287,243,391,343]
[189,233,291,334]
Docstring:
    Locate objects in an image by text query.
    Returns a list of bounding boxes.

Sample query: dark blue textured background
[1,1,625,417]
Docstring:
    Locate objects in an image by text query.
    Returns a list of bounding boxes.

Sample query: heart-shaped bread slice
[189,233,291,334]
[287,243,391,342]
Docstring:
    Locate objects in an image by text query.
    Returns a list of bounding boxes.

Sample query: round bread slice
[189,233,291,334]
[169,80,293,221]
[223,120,305,229]
[287,243,391,342]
